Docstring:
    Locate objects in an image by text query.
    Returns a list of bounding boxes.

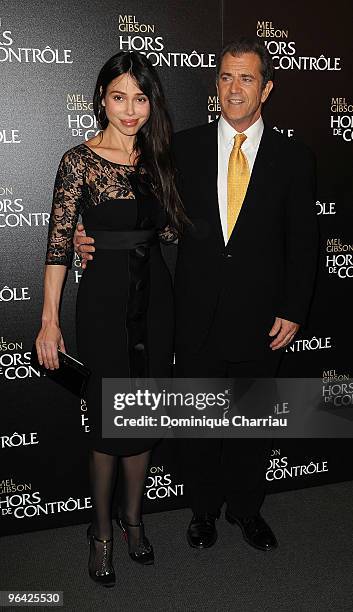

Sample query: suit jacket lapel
[245,124,276,202]
[200,120,224,248]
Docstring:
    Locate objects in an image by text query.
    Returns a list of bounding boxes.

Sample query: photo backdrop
[1,0,352,535]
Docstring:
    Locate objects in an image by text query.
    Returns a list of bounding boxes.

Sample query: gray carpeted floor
[1,481,353,612]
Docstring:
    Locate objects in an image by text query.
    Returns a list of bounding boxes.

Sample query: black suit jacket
[172,120,319,361]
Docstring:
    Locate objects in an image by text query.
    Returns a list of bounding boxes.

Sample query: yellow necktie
[227,133,250,240]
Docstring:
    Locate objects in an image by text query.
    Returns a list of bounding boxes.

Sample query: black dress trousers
[176,344,284,517]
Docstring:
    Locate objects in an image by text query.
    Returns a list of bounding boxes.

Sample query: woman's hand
[36,323,66,370]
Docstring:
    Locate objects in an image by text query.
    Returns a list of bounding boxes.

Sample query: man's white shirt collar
[218,114,264,152]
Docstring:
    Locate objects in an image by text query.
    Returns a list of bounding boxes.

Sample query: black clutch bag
[31,344,91,397]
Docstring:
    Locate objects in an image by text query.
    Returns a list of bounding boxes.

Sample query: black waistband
[89,229,158,250]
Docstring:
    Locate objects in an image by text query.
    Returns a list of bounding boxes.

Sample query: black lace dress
[45,143,175,455]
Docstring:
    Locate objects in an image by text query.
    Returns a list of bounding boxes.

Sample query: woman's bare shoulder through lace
[45,144,139,266]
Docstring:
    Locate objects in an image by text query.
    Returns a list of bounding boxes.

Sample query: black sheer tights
[89,449,151,552]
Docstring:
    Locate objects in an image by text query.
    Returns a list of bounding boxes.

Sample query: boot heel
[117,518,154,566]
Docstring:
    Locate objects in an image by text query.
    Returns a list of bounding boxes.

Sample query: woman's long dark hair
[93,51,187,231]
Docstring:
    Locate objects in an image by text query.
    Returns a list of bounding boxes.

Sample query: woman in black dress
[36,51,186,587]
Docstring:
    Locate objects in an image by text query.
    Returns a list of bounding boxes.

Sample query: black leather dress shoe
[187,511,220,549]
[225,512,278,551]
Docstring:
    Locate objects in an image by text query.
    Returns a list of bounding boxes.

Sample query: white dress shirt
[217,115,264,243]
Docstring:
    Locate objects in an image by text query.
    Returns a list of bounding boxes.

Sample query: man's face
[217,52,273,131]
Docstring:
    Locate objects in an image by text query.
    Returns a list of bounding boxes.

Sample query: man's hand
[269,317,299,350]
[73,223,95,270]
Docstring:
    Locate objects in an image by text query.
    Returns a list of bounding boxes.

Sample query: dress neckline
[81,143,136,168]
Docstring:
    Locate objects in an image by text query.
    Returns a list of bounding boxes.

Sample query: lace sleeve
[45,148,84,267]
[158,224,178,245]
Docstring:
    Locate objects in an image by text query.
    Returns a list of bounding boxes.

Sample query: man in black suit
[172,38,318,551]
[75,38,318,552]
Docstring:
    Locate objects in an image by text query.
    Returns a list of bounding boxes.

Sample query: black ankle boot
[117,518,154,565]
[87,526,115,587]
